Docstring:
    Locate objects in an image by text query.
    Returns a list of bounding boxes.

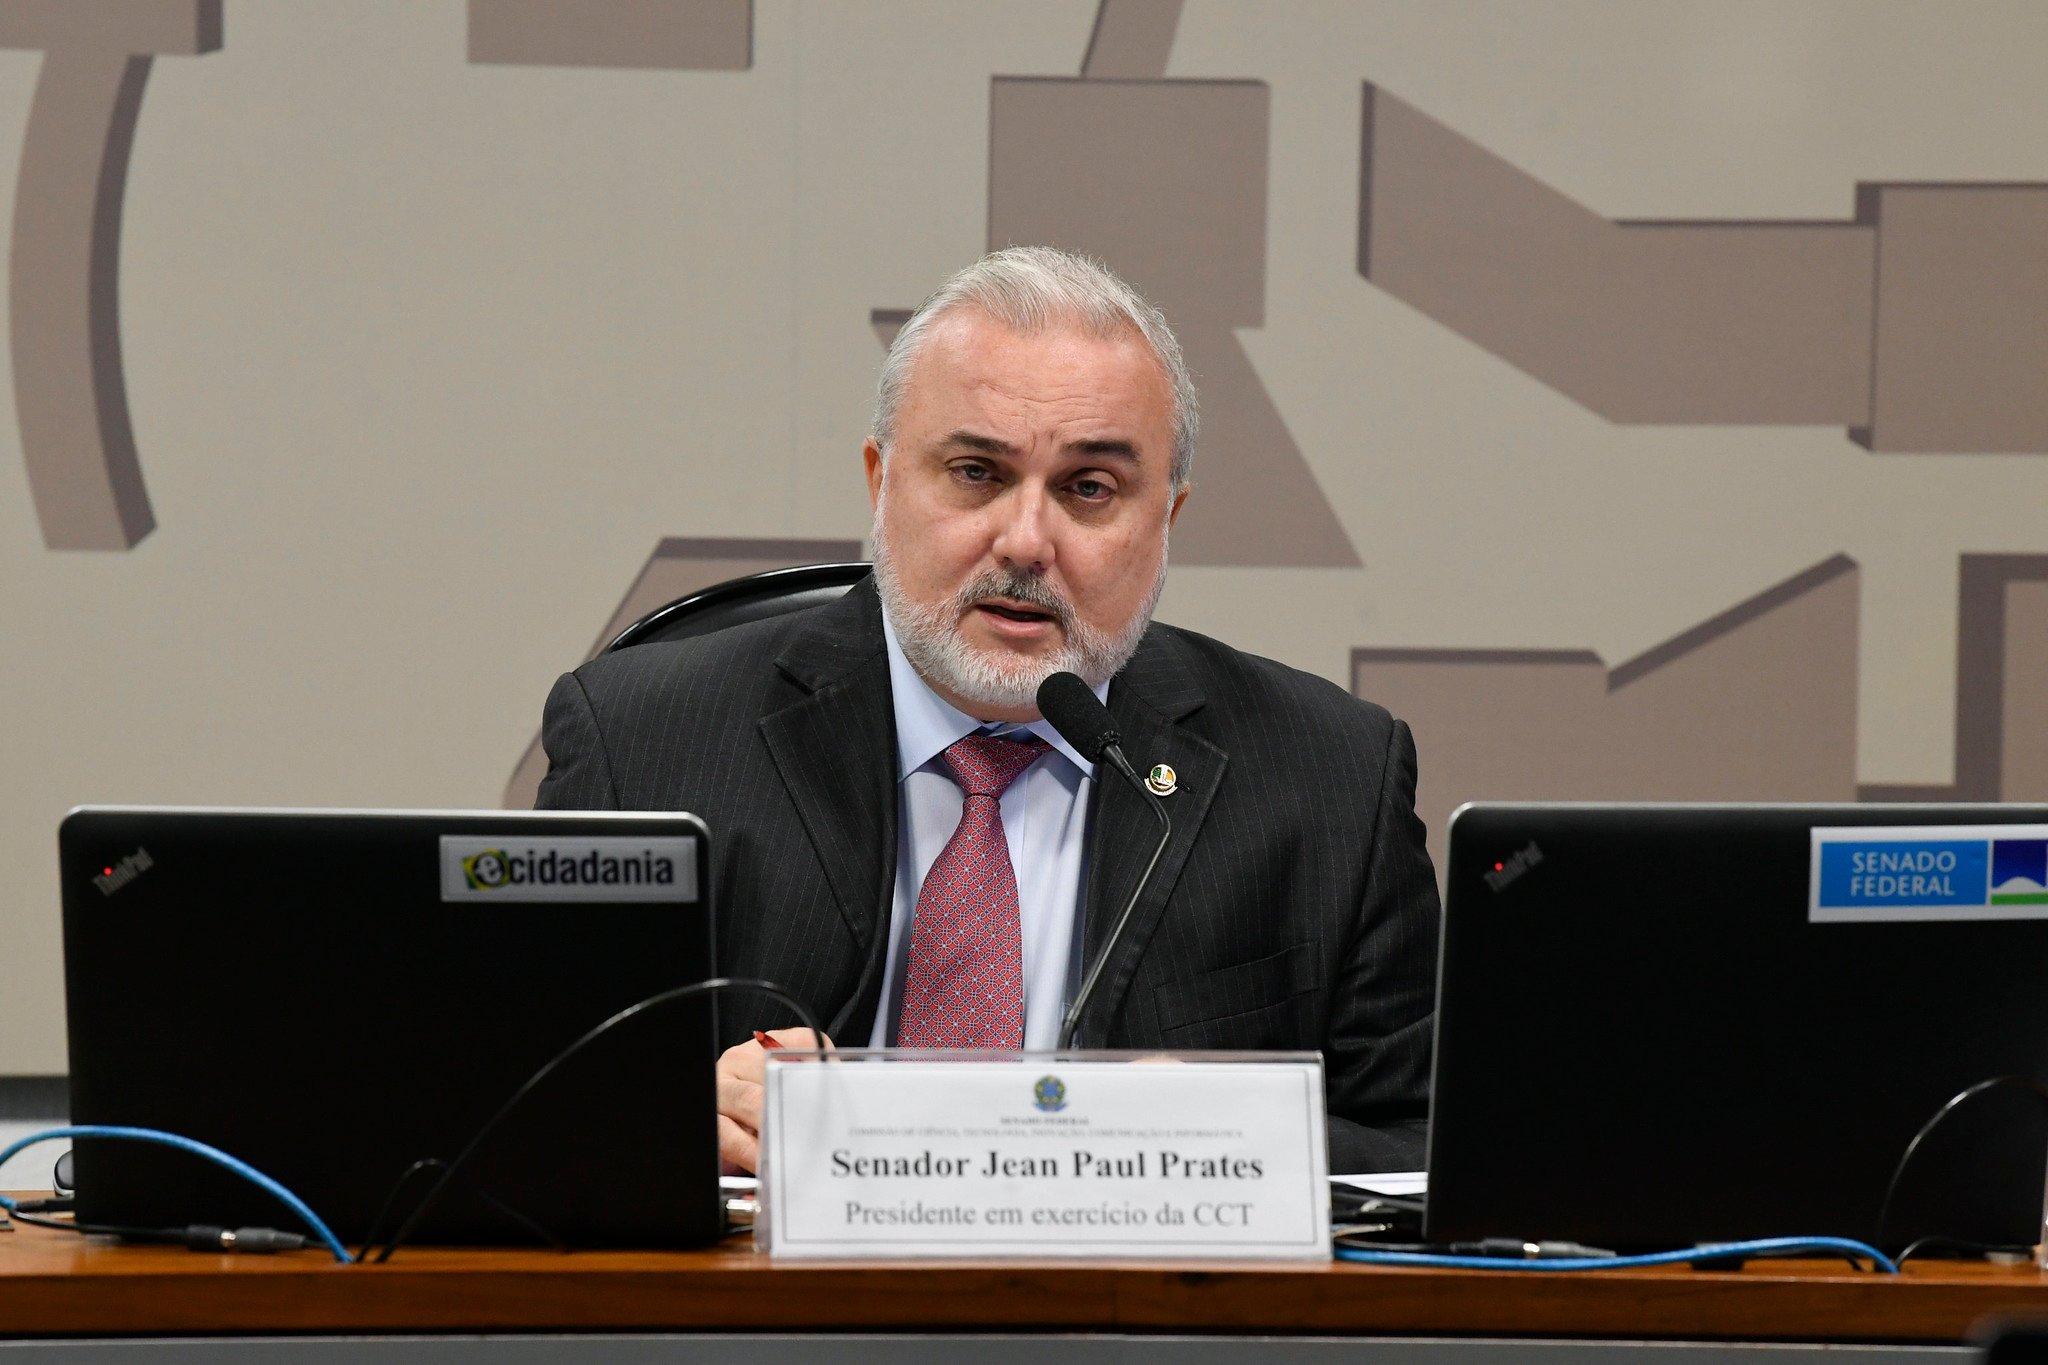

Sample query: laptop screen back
[1427,803,2048,1252]
[60,807,720,1249]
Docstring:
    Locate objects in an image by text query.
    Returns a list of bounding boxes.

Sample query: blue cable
[0,1125,351,1263]
[1337,1236,1899,1274]
[0,1127,1902,1276]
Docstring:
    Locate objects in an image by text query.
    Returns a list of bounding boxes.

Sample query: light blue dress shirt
[870,614,1107,1050]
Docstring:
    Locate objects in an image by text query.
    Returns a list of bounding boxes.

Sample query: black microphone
[1035,671,1172,1050]
[1035,670,1125,766]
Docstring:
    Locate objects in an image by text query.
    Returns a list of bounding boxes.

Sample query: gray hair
[871,246,1198,491]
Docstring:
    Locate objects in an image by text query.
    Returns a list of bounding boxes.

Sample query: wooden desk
[2,1220,2045,1345]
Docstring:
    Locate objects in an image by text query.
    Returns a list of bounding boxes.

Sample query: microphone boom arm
[1057,743,1171,1050]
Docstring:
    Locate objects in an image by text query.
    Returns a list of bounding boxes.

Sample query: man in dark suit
[536,247,1438,1173]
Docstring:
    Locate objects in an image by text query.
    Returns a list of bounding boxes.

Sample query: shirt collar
[881,612,1105,781]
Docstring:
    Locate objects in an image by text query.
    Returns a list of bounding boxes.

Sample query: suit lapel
[758,580,897,952]
[1080,631,1227,1041]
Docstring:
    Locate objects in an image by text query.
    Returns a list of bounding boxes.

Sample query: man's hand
[716,1027,831,1174]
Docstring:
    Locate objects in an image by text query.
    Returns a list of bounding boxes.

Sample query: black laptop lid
[60,807,719,1248]
[1426,803,2048,1252]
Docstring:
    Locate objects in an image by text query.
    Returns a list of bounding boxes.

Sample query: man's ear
[1168,486,1189,528]
[863,439,885,511]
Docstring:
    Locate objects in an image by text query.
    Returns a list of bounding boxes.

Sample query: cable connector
[0,1126,350,1262]
[178,1225,313,1254]
[11,1197,74,1214]
[1455,1238,1617,1260]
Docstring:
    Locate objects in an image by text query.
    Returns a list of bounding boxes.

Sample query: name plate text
[760,1052,1329,1260]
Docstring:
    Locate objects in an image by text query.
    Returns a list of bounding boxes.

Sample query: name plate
[759,1050,1330,1260]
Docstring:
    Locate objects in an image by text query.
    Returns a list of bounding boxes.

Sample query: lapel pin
[1144,763,1178,797]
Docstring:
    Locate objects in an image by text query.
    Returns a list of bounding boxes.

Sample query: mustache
[955,567,1074,627]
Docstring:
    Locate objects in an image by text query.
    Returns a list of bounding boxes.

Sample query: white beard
[870,498,1165,714]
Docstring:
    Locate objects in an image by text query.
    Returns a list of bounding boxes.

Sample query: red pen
[753,1030,785,1050]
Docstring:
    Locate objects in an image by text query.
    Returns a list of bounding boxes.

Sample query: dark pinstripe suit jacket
[535,578,1439,1171]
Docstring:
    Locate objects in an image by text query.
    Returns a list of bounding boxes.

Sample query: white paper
[1332,1171,1427,1196]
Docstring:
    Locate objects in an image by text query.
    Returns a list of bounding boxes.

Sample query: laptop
[1425,803,2048,1252]
[59,807,720,1249]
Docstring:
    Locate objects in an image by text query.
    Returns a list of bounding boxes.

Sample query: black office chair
[605,562,872,653]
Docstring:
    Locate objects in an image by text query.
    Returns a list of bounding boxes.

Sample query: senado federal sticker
[1810,825,2048,923]
[439,836,697,903]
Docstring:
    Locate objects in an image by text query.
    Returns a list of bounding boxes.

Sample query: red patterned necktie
[897,731,1048,1049]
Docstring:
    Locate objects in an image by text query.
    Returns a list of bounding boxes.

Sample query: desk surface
[2,1222,2047,1343]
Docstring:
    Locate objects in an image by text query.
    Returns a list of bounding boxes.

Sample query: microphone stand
[1057,744,1171,1050]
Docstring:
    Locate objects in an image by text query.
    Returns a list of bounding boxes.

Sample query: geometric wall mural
[870,0,1361,567]
[4,0,756,553]
[991,69,1360,566]
[1355,556,1861,872]
[1360,83,2048,452]
[5,0,2048,1073]
[1363,553,2048,873]
[468,0,750,71]
[480,8,774,798]
[3,0,221,550]
[1865,555,2048,804]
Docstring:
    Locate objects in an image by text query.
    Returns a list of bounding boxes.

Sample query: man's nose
[990,484,1055,571]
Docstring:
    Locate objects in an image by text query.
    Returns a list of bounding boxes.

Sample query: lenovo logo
[93,847,154,897]
[1483,842,1543,893]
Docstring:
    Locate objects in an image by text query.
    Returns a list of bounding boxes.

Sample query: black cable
[461,1185,566,1252]
[10,1197,74,1214]
[8,1207,316,1252]
[371,976,822,1263]
[1875,1074,2048,1250]
[1896,1235,2036,1266]
[1333,1235,1437,1253]
[1333,1185,1426,1216]
[362,1162,565,1260]
[357,1159,564,1262]
[5,1207,152,1238]
[357,1159,446,1262]
[1057,747,1171,1050]
[1719,1242,1870,1273]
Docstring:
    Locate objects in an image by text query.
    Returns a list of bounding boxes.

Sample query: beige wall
[4,0,2048,1071]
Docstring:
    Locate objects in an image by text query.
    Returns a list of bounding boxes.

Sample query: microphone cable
[1036,671,1173,1051]
[1872,1073,2048,1263]
[369,975,821,1262]
[1059,771,1170,1050]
